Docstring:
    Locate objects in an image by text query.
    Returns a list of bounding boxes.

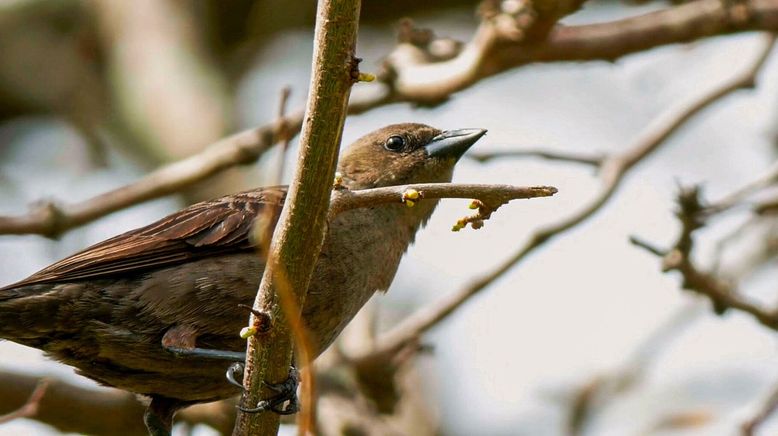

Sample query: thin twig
[469,149,604,166]
[0,371,235,435]
[382,0,778,103]
[329,184,557,217]
[0,379,49,424]
[356,33,777,361]
[273,86,293,186]
[567,303,705,435]
[703,159,778,214]
[0,118,301,238]
[631,184,778,330]
[742,382,778,435]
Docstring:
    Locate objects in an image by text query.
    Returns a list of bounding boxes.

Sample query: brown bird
[0,123,485,435]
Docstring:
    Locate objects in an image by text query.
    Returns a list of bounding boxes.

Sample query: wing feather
[2,187,286,289]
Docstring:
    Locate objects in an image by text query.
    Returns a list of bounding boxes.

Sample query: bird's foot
[235,365,299,415]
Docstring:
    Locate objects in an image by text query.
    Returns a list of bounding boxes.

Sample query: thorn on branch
[629,236,668,257]
[349,56,363,83]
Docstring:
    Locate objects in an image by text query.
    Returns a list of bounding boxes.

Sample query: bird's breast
[303,205,424,353]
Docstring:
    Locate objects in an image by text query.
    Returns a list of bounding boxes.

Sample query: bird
[0,123,486,435]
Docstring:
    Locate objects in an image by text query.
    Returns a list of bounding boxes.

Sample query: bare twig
[381,0,778,103]
[567,303,705,435]
[469,149,604,166]
[704,159,778,214]
[631,178,778,330]
[357,33,776,361]
[0,379,49,424]
[273,86,293,186]
[671,253,778,328]
[0,119,301,238]
[632,226,778,331]
[329,184,557,217]
[0,370,236,435]
[742,381,778,435]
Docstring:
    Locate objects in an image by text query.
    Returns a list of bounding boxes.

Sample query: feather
[0,187,286,290]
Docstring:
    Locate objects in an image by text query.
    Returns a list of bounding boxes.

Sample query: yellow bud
[357,72,376,82]
[240,326,257,339]
[468,200,479,209]
[402,188,421,207]
[333,172,344,188]
[403,188,420,200]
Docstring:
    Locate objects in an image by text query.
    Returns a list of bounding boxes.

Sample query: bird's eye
[384,135,405,152]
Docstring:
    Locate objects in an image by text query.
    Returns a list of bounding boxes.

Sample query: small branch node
[237,304,272,335]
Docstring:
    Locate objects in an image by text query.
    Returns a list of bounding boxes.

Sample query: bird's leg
[237,366,300,415]
[161,324,246,361]
[164,345,246,361]
[144,396,189,436]
[161,322,298,415]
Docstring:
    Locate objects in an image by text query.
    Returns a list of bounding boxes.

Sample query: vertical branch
[233,1,362,435]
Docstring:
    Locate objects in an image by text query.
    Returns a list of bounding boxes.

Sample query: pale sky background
[1,2,777,435]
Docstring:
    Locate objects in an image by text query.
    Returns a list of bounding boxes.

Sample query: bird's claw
[226,362,245,389]
[237,366,299,415]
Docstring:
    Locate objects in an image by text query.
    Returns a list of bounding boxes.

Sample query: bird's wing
[4,187,287,288]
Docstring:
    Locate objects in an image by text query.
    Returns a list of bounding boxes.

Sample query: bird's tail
[0,284,57,345]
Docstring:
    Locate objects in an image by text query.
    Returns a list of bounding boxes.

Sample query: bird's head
[338,123,486,189]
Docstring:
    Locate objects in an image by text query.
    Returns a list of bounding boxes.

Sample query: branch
[631,187,778,331]
[3,1,777,238]
[272,86,294,186]
[742,381,778,435]
[703,159,778,214]
[355,33,776,362]
[329,183,557,217]
[381,0,778,103]
[669,250,778,329]
[0,370,235,435]
[234,0,361,434]
[468,149,604,166]
[0,119,299,238]
[0,379,48,425]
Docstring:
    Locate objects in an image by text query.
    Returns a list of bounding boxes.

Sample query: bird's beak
[425,128,487,159]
